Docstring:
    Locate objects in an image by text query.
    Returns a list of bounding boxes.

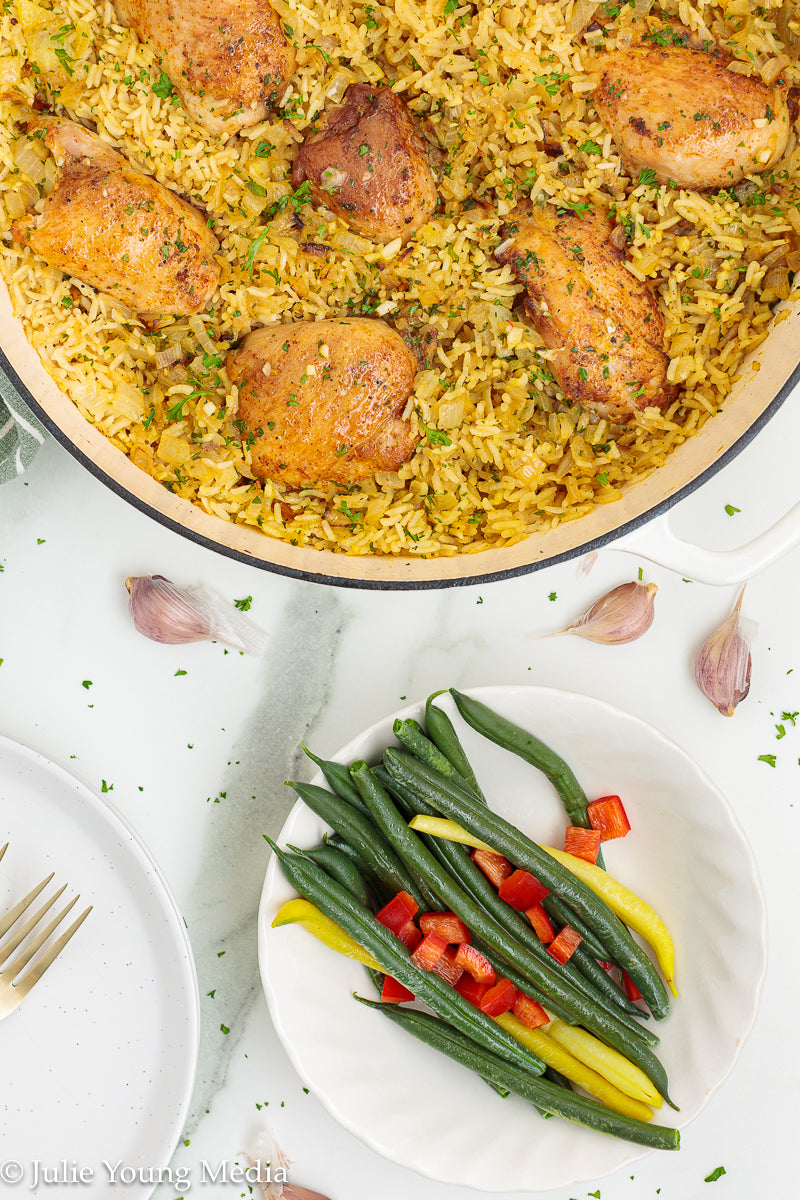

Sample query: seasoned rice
[1,0,799,556]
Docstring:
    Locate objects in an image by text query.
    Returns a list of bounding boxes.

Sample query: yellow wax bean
[408,814,494,851]
[272,898,383,971]
[494,1013,654,1123]
[540,846,677,997]
[545,1017,662,1107]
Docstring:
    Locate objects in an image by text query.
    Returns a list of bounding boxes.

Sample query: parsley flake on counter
[175,669,187,676]
[775,723,786,739]
[548,591,557,601]
[81,680,92,690]
[37,538,46,545]
[101,779,113,792]
[234,595,253,611]
[758,754,777,767]
[782,711,798,725]
[724,504,741,516]
[704,1166,726,1182]
[220,1023,230,1035]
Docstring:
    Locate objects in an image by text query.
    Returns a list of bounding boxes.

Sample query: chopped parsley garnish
[704,1166,726,1182]
[724,504,741,516]
[757,754,777,767]
[234,596,253,611]
[152,71,173,99]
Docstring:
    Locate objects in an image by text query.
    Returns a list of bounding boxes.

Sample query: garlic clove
[694,586,753,717]
[125,574,268,654]
[243,1128,332,1200]
[555,581,658,644]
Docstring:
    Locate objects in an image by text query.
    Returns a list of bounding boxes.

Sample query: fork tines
[0,867,92,1017]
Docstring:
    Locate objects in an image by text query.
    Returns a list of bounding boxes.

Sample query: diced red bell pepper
[396,919,422,951]
[380,975,415,1004]
[512,992,549,1030]
[455,974,489,1008]
[526,902,555,944]
[621,968,643,1003]
[432,946,464,987]
[419,911,471,945]
[587,795,631,841]
[547,925,583,965]
[410,930,448,971]
[479,976,517,1017]
[375,890,419,934]
[498,868,550,910]
[470,848,513,888]
[563,825,602,864]
[453,942,496,985]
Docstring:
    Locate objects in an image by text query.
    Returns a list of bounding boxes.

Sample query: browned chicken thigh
[228,318,419,486]
[292,84,438,244]
[593,41,790,190]
[114,0,295,135]
[10,120,219,317]
[495,204,670,422]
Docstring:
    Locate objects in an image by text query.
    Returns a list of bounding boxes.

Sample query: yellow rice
[1,0,799,556]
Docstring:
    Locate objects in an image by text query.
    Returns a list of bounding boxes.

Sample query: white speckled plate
[258,686,768,1192]
[0,734,199,1199]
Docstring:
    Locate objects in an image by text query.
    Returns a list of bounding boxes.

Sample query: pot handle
[611,501,800,585]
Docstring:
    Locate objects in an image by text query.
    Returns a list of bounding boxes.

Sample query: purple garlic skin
[125,574,269,654]
[695,587,752,717]
[126,574,212,644]
[562,581,658,645]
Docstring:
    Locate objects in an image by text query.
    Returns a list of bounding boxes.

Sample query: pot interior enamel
[2,279,799,589]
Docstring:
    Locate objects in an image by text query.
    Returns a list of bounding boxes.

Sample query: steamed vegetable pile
[268,689,680,1152]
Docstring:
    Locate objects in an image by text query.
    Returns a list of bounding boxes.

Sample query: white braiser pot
[2,280,800,589]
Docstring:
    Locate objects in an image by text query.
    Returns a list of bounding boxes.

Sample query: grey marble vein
[177,582,351,1137]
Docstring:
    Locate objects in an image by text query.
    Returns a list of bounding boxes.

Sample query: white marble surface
[1,387,799,1199]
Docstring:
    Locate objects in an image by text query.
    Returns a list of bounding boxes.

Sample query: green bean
[355,998,679,1151]
[286,780,437,908]
[570,945,644,1020]
[350,760,672,1102]
[542,893,611,961]
[301,746,370,813]
[266,838,546,1077]
[323,834,394,906]
[293,842,371,909]
[382,746,671,1026]
[393,719,479,797]
[449,689,606,867]
[425,691,488,802]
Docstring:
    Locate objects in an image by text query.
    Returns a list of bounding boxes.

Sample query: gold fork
[0,843,92,1019]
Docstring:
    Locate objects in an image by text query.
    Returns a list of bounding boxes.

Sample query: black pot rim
[3,344,798,590]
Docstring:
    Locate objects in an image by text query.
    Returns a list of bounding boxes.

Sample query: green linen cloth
[0,367,46,484]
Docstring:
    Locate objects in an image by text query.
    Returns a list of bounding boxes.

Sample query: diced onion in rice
[154,343,184,369]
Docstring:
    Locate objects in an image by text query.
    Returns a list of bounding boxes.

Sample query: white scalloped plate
[257,686,767,1191]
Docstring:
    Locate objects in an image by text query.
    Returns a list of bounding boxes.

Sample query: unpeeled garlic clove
[243,1128,332,1200]
[556,581,658,644]
[125,574,268,654]
[694,586,753,717]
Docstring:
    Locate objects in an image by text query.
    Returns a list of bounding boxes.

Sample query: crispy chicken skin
[114,0,295,135]
[291,84,438,244]
[228,318,419,486]
[593,42,790,190]
[495,204,670,423]
[10,120,219,317]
